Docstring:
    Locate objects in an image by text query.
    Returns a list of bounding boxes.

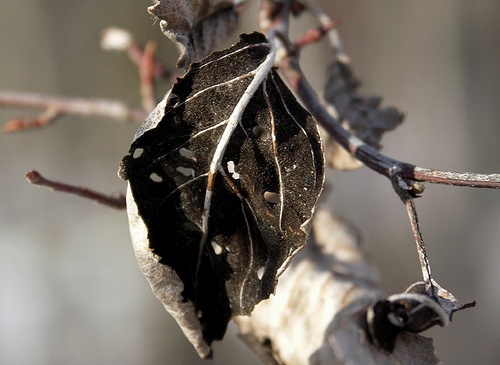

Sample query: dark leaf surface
[120,32,324,356]
[149,0,240,68]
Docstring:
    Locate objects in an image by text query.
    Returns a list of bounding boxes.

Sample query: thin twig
[101,27,177,83]
[0,90,147,132]
[293,20,340,51]
[272,1,500,190]
[0,91,148,121]
[140,40,158,112]
[128,41,176,83]
[26,170,126,210]
[279,58,500,189]
[2,106,61,132]
[404,197,435,291]
[300,0,347,59]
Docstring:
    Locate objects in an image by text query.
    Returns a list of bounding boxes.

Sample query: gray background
[1,1,498,364]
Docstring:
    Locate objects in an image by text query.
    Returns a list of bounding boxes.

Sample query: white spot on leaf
[264,191,280,204]
[149,172,163,182]
[252,126,268,141]
[133,148,144,158]
[257,266,265,280]
[211,241,223,255]
[176,166,195,177]
[179,147,194,159]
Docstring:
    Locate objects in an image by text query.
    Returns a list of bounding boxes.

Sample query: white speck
[211,241,223,255]
[149,172,162,182]
[257,266,265,280]
[133,148,144,158]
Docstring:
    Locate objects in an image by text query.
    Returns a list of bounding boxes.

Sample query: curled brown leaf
[149,0,240,68]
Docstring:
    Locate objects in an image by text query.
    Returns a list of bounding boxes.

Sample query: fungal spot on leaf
[257,266,265,280]
[133,148,144,159]
[149,172,163,182]
[211,241,223,255]
[252,126,268,141]
[179,147,194,159]
[264,191,280,205]
[176,166,195,177]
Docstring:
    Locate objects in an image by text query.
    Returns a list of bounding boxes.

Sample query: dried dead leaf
[323,57,404,170]
[120,32,324,358]
[148,0,240,68]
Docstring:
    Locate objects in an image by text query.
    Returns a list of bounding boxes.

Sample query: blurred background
[0,1,498,364]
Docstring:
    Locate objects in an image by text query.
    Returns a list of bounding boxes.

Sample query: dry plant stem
[0,90,147,128]
[280,58,500,189]
[300,0,346,57]
[293,20,340,50]
[2,106,61,132]
[127,40,176,83]
[403,194,435,293]
[263,0,500,190]
[140,41,158,112]
[26,170,126,210]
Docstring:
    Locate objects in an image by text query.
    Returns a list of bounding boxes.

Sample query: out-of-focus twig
[293,20,340,51]
[0,90,147,132]
[26,170,126,210]
[2,106,61,132]
[139,41,158,112]
[101,27,178,84]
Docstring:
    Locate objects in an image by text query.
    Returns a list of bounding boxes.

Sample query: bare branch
[293,20,340,51]
[139,41,158,112]
[278,57,500,189]
[2,106,61,132]
[264,0,500,191]
[26,170,126,210]
[0,90,147,131]
[412,167,500,188]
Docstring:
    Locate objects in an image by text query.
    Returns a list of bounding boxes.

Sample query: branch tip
[26,170,44,185]
[25,170,126,210]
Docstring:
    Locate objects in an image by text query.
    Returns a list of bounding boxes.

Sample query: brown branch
[139,41,158,112]
[278,57,500,189]
[293,20,340,51]
[0,90,147,132]
[274,1,500,191]
[2,106,61,132]
[26,170,126,210]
